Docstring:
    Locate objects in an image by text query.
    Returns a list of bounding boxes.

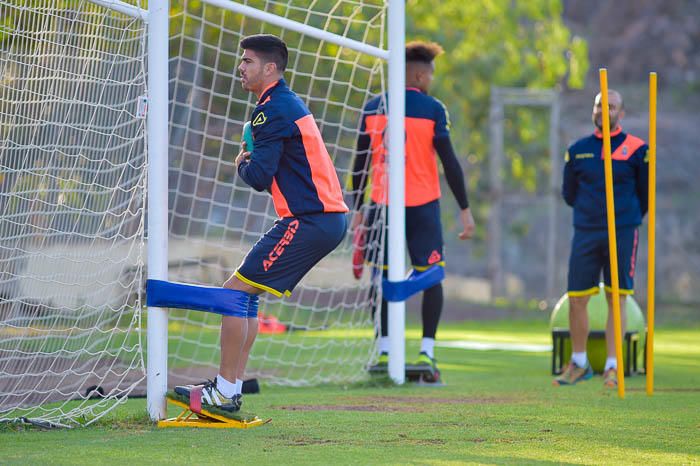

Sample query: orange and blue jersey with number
[238,79,348,217]
[562,127,648,229]
[360,88,450,207]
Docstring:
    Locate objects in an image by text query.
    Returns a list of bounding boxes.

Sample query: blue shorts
[235,213,346,297]
[364,199,444,271]
[567,226,639,297]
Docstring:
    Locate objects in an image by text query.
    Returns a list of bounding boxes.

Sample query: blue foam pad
[382,265,445,302]
[146,279,248,318]
[247,295,259,318]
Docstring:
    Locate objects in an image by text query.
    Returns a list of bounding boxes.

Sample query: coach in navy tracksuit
[176,35,348,412]
[554,89,648,388]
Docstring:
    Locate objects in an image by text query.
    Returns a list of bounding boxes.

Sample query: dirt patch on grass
[383,434,447,445]
[275,404,419,412]
[356,395,510,405]
[286,437,339,447]
[274,395,509,413]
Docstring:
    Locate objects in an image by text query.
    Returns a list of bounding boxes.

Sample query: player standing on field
[176,34,348,412]
[351,41,475,378]
[554,89,649,388]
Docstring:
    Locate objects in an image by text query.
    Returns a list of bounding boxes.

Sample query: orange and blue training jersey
[562,127,649,229]
[238,79,348,217]
[352,88,468,209]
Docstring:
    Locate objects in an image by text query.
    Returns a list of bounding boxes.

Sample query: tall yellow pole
[646,72,657,396]
[599,68,625,398]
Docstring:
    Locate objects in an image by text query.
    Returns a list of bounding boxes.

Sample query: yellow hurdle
[158,393,268,429]
[646,72,657,396]
[599,68,625,399]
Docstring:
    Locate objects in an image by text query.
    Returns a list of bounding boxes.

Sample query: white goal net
[166,0,386,387]
[0,0,387,426]
[0,1,147,425]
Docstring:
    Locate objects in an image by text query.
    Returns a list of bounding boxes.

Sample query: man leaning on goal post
[174,34,349,413]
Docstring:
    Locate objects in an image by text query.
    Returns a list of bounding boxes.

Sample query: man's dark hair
[240,34,288,72]
[406,41,444,64]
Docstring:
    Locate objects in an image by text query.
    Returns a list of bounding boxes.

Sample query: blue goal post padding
[382,265,445,302]
[146,279,248,317]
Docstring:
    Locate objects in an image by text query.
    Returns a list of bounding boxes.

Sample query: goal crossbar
[91,0,389,59]
[88,0,148,20]
[201,0,389,59]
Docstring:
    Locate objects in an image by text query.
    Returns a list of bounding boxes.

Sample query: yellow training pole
[646,72,657,396]
[599,68,625,398]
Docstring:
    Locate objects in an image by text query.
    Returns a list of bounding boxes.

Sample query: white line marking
[436,341,552,352]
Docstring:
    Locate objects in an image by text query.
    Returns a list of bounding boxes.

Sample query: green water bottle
[242,121,254,152]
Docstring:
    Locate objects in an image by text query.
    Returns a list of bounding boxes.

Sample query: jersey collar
[406,87,423,93]
[593,126,623,139]
[257,78,285,105]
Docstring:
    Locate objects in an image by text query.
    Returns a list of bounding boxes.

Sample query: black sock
[380,299,388,338]
[421,283,443,339]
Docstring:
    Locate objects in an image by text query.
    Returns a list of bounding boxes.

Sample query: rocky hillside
[563,0,700,85]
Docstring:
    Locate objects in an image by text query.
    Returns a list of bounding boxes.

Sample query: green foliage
[407,0,589,196]
[0,15,13,46]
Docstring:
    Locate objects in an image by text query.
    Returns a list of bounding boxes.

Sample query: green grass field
[2,319,699,465]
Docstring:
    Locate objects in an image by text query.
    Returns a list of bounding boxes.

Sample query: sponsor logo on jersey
[253,112,267,126]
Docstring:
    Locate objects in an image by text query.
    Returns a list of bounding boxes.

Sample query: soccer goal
[0,0,406,426]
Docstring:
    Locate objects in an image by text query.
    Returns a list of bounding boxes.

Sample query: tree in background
[0,0,587,242]
[407,0,588,242]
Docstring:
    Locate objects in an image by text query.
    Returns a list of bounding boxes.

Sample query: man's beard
[594,114,618,131]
